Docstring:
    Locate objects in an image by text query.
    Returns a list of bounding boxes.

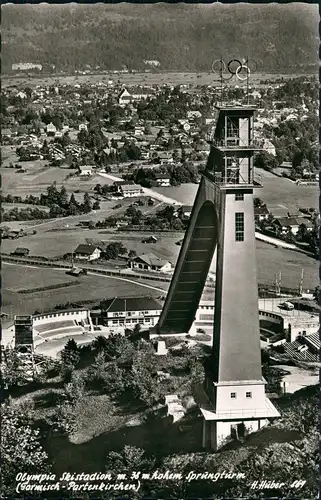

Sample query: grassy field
[2,220,318,291]
[1,163,75,196]
[2,203,50,212]
[1,155,115,199]
[3,265,76,292]
[155,169,319,214]
[2,71,306,89]
[2,263,167,317]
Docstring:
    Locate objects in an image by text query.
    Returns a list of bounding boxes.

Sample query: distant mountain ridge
[1,3,318,74]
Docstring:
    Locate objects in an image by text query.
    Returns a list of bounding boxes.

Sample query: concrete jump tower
[153,102,280,450]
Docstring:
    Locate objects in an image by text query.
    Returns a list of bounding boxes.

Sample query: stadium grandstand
[282,331,320,362]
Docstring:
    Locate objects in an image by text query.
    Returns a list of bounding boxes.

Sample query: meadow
[2,264,167,318]
[155,169,319,215]
[2,71,304,89]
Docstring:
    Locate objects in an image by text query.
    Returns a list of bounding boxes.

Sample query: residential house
[134,126,145,137]
[78,123,88,131]
[99,296,162,329]
[74,244,102,261]
[195,142,210,154]
[157,151,174,165]
[120,184,143,198]
[113,180,130,192]
[118,89,133,106]
[2,129,12,139]
[155,173,171,187]
[16,91,28,100]
[130,253,172,272]
[250,90,262,100]
[178,205,193,219]
[254,204,270,223]
[118,87,155,106]
[79,165,94,176]
[187,110,202,120]
[130,87,156,101]
[140,150,151,160]
[46,122,57,136]
[274,217,313,235]
[280,161,292,171]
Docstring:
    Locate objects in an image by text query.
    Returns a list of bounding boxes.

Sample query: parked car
[278,301,295,311]
[113,204,122,209]
[142,236,158,244]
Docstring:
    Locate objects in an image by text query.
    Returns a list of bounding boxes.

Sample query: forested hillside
[1,3,318,73]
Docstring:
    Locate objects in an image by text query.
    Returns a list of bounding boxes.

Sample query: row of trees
[124,161,200,188]
[2,183,100,218]
[2,207,50,222]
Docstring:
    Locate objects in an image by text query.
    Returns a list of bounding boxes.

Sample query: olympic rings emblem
[212,58,256,81]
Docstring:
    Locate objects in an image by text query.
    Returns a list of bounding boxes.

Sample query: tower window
[230,392,236,399]
[235,212,244,241]
[246,392,252,398]
[235,193,244,201]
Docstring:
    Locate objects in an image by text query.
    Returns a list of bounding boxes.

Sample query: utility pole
[274,271,281,297]
[299,268,304,296]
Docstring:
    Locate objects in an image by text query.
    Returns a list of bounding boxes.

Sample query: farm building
[46,122,57,136]
[274,217,313,235]
[74,244,102,261]
[155,173,171,187]
[79,165,94,176]
[11,247,30,257]
[120,184,143,198]
[130,253,172,272]
[177,205,193,219]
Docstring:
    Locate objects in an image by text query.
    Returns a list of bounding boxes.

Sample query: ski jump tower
[153,88,280,449]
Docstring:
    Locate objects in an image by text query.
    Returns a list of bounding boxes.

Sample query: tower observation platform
[152,101,280,450]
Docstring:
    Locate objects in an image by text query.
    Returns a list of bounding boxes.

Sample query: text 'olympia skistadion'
[150,58,280,451]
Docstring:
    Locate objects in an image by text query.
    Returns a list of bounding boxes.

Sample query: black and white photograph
[1,2,319,499]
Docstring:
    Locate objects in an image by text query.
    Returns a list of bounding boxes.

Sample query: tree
[59,185,69,207]
[284,227,296,244]
[128,249,137,260]
[82,192,92,214]
[254,197,264,207]
[2,402,50,496]
[127,348,160,406]
[254,151,277,171]
[92,200,100,210]
[92,335,109,351]
[60,339,80,371]
[68,193,79,215]
[103,242,127,260]
[46,182,60,206]
[296,223,309,243]
[2,348,30,389]
[105,446,155,475]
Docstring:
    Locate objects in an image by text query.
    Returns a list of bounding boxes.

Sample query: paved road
[255,232,298,250]
[258,297,318,322]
